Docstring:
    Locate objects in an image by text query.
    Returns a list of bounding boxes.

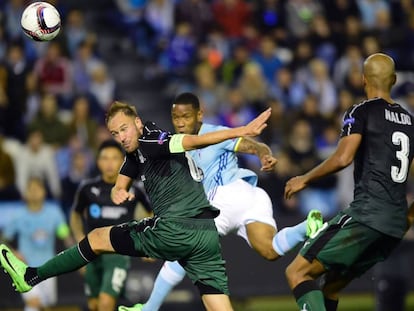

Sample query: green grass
[231,292,414,311]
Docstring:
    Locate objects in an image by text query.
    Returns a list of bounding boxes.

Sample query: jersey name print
[385,109,412,125]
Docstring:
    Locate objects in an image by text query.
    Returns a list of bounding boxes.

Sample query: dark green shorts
[300,212,401,277]
[84,253,130,298]
[111,217,229,295]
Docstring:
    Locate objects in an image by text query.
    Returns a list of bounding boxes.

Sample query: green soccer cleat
[118,304,144,311]
[306,210,324,238]
[0,244,32,293]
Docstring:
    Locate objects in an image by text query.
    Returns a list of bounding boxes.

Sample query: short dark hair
[97,139,124,156]
[106,101,138,124]
[172,92,200,110]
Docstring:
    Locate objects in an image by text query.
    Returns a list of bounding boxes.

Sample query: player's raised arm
[181,108,271,151]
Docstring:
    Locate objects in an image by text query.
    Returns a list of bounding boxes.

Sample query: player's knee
[256,247,279,261]
[98,294,116,311]
[87,227,112,254]
[285,261,305,288]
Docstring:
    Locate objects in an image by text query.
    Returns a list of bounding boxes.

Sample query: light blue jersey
[188,123,257,198]
[2,202,67,266]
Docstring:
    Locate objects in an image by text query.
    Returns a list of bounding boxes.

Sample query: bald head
[363,53,396,92]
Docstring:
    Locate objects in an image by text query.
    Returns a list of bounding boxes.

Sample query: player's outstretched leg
[118,260,186,311]
[0,244,32,292]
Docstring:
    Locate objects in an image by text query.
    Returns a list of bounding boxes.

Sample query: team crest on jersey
[158,131,168,144]
[343,117,355,126]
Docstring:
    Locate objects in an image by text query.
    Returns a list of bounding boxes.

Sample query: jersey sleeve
[201,123,241,152]
[139,121,175,158]
[340,103,366,138]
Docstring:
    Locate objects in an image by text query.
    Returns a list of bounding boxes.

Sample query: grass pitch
[232,292,414,311]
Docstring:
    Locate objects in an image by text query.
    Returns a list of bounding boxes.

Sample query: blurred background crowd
[1,0,413,220]
[0,0,413,308]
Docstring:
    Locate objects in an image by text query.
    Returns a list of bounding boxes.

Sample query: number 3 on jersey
[391,131,410,183]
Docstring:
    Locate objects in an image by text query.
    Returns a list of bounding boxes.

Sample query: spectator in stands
[260,97,287,151]
[63,9,94,58]
[251,36,284,84]
[333,44,364,88]
[308,14,337,71]
[24,71,42,125]
[175,0,213,43]
[289,39,314,85]
[0,134,20,201]
[237,62,269,109]
[4,43,33,141]
[282,118,338,218]
[33,41,73,109]
[72,40,104,95]
[269,66,307,111]
[60,149,91,221]
[28,93,69,149]
[212,0,253,43]
[3,0,25,41]
[399,6,414,71]
[192,62,227,124]
[88,63,117,121]
[157,21,196,80]
[221,43,251,86]
[356,0,389,31]
[321,0,360,35]
[284,0,324,39]
[145,0,175,54]
[219,87,257,129]
[0,176,72,311]
[16,129,61,200]
[253,0,287,40]
[304,58,337,117]
[0,64,9,138]
[292,94,328,141]
[67,96,99,151]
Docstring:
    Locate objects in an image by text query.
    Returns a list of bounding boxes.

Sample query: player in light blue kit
[1,177,73,311]
[119,92,323,311]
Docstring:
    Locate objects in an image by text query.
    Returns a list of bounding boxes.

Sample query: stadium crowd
[0,1,413,309]
[1,0,413,218]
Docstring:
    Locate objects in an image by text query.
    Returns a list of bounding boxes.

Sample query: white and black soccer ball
[21,2,61,41]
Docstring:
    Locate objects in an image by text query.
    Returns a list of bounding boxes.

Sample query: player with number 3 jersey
[284,53,414,311]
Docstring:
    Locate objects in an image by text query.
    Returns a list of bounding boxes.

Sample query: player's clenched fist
[111,187,135,204]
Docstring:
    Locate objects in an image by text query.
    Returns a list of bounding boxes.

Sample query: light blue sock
[142,261,186,311]
[272,220,307,256]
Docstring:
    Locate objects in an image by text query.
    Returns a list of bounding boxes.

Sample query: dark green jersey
[119,121,218,218]
[340,98,414,238]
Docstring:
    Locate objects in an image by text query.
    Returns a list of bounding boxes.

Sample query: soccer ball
[21,2,61,41]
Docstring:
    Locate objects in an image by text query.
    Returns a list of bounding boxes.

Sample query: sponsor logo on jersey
[157,131,168,144]
[89,203,101,218]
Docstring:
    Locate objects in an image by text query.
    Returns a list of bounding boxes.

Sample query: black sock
[24,267,42,287]
[324,297,338,311]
